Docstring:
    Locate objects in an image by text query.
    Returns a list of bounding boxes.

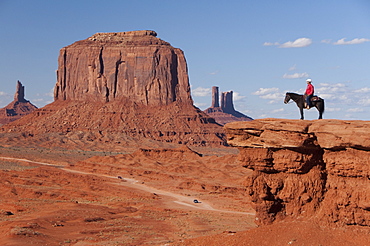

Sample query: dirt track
[0,152,257,245]
[1,156,254,216]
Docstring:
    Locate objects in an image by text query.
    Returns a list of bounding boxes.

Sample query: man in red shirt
[305,79,314,108]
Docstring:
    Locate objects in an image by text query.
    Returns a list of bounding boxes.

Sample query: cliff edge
[225,119,370,227]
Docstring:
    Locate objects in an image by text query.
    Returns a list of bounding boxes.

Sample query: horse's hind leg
[316,105,323,119]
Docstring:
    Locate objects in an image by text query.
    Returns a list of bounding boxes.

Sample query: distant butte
[204,86,253,125]
[0,81,37,126]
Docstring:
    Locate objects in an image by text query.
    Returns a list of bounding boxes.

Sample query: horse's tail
[320,99,325,114]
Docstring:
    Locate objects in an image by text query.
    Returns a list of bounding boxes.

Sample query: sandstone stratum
[225,119,370,227]
[0,81,37,126]
[0,31,225,149]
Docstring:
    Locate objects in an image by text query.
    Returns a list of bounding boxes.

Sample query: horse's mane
[286,92,300,96]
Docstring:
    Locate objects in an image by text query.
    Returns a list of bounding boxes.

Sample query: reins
[286,94,301,104]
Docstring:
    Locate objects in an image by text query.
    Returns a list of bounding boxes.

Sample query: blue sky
[1,0,370,120]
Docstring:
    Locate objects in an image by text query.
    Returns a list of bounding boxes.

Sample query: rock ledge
[225,119,370,227]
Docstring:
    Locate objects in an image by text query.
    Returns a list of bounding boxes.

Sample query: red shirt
[305,83,314,95]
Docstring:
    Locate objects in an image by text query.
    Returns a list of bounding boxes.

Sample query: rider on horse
[305,79,314,108]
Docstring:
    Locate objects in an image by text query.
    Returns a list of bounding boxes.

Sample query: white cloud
[326,107,342,112]
[253,88,282,103]
[317,83,347,94]
[333,38,370,45]
[233,92,245,101]
[346,108,364,113]
[321,39,332,44]
[272,108,284,113]
[354,87,370,93]
[358,98,370,106]
[282,72,309,79]
[279,38,312,48]
[253,87,279,96]
[32,98,45,102]
[288,65,297,71]
[192,87,211,97]
[46,88,54,97]
[0,91,8,96]
[263,42,280,46]
[194,102,208,108]
[261,93,281,100]
[264,38,312,48]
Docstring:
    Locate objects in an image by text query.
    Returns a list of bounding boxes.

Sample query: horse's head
[284,92,291,104]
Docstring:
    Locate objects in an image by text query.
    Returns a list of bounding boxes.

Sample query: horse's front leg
[299,106,304,120]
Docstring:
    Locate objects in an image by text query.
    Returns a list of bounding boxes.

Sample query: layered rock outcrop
[225,119,370,227]
[204,86,253,125]
[0,81,37,125]
[54,30,192,106]
[1,31,226,148]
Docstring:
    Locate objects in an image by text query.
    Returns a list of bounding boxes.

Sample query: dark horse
[284,92,325,120]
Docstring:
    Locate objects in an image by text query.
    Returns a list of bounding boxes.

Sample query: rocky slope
[204,86,252,125]
[225,119,370,227]
[1,99,225,150]
[0,81,37,126]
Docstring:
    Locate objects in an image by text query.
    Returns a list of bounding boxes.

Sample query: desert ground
[0,144,255,245]
[1,144,369,246]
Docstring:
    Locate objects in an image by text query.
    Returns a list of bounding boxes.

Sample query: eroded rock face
[225,119,370,227]
[0,81,37,125]
[54,30,192,106]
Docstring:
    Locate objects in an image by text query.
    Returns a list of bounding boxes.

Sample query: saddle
[303,95,321,108]
[311,96,320,102]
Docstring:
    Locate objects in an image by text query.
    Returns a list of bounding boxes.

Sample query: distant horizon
[1,1,370,120]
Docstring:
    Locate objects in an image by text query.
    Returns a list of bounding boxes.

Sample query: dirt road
[0,156,254,216]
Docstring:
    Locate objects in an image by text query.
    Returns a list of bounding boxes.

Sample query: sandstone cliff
[225,119,370,227]
[0,81,37,125]
[54,30,192,106]
[0,31,225,148]
[204,86,253,125]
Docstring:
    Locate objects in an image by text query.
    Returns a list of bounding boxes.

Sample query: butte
[0,31,226,151]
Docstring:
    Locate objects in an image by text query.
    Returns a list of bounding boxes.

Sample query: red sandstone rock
[0,31,225,147]
[204,86,253,125]
[225,118,370,228]
[0,81,37,125]
[54,30,192,106]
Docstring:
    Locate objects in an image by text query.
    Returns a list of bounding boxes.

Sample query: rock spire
[204,86,253,125]
[0,81,37,125]
[211,86,220,108]
[14,80,26,102]
[220,91,235,114]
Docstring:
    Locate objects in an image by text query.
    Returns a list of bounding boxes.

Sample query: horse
[284,92,325,120]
